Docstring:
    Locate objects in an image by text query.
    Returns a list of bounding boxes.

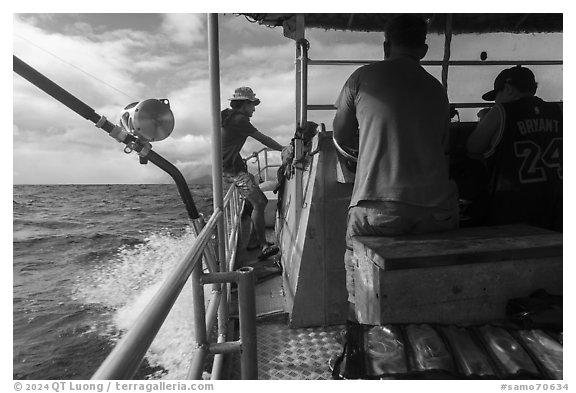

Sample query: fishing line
[15,34,138,101]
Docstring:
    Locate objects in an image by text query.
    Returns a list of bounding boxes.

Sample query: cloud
[160,14,206,46]
[13,13,309,184]
[154,134,212,164]
[14,17,143,106]
[13,14,210,184]
[13,14,563,185]
[162,79,212,136]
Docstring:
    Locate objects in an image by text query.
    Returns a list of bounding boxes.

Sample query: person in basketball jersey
[467,66,562,232]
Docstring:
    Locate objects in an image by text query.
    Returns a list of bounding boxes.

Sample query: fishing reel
[119,99,175,142]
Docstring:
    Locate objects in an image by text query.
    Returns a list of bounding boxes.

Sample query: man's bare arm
[466,105,503,158]
[251,130,284,151]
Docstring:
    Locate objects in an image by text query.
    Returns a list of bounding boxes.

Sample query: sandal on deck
[258,243,279,260]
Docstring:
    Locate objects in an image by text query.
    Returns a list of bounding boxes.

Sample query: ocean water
[13,184,214,380]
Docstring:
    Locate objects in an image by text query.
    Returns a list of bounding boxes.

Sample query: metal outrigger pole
[13,55,200,221]
[15,28,257,378]
[13,54,219,274]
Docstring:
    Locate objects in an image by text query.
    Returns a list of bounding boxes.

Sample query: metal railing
[308,59,563,66]
[244,147,281,183]
[305,58,563,111]
[92,184,257,380]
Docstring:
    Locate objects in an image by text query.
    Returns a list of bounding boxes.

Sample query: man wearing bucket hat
[221,87,285,260]
[467,66,562,231]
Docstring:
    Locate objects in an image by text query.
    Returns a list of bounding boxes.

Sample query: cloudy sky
[12,12,563,184]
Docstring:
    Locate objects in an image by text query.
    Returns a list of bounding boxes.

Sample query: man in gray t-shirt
[331,14,459,379]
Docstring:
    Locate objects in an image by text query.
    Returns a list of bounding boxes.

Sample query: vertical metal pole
[207,14,226,272]
[207,13,230,379]
[187,346,208,380]
[255,156,262,182]
[441,14,453,91]
[222,202,229,264]
[237,267,258,379]
[263,149,269,181]
[293,15,306,221]
[189,264,208,379]
[192,218,218,273]
[298,41,308,131]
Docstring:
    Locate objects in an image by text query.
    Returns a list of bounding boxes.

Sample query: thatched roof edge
[240,13,563,34]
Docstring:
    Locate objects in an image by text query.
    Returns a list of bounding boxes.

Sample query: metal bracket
[136,141,152,158]
[109,125,130,143]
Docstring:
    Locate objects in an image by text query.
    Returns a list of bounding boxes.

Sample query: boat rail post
[263,149,269,181]
[441,14,453,91]
[236,266,258,379]
[207,12,226,276]
[254,154,262,182]
[207,12,230,380]
[293,15,307,221]
[188,255,209,380]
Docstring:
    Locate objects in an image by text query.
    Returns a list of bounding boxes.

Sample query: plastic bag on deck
[518,330,563,379]
[365,325,407,377]
[506,289,562,331]
[330,320,367,379]
[405,324,455,373]
[441,326,496,377]
[478,325,540,377]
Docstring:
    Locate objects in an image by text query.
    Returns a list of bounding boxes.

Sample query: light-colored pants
[223,171,262,200]
[345,200,459,304]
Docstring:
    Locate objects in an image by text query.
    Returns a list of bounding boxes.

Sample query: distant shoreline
[13,182,213,186]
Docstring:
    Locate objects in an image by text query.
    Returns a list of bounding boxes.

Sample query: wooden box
[352,225,563,325]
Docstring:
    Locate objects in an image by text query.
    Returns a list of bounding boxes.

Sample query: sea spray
[14,184,216,379]
[74,225,213,379]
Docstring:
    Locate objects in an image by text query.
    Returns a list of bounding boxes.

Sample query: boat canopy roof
[240,13,562,34]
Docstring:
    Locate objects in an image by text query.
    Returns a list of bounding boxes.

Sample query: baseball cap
[228,87,261,105]
[482,66,537,101]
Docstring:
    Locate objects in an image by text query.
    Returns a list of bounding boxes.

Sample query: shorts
[345,200,459,304]
[223,171,261,199]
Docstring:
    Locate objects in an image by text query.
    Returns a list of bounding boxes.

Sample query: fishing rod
[13,55,200,221]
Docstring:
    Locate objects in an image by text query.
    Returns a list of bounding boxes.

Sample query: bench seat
[352,224,563,325]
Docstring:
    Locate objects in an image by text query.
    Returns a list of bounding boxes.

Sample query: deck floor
[230,255,343,380]
[227,217,563,380]
[230,311,343,380]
